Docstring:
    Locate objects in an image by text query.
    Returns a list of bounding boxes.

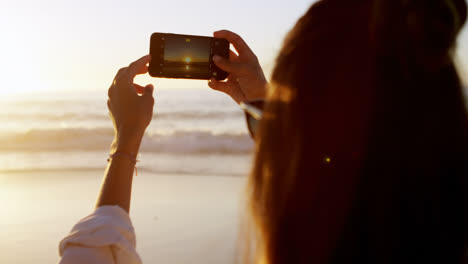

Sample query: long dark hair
[246,0,468,263]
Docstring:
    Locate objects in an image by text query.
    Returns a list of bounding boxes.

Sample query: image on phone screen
[164,35,211,76]
[149,33,229,80]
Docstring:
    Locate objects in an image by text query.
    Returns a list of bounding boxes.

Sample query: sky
[0,0,467,95]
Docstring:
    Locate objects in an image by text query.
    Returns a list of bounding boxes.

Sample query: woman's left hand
[107,55,154,153]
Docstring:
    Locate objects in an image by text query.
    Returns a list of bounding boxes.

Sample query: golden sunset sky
[0,0,467,95]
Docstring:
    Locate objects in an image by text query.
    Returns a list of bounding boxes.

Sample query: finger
[227,74,240,83]
[208,78,234,92]
[114,67,128,85]
[107,99,112,111]
[143,84,155,103]
[143,84,154,96]
[134,84,145,94]
[137,64,149,75]
[229,49,239,62]
[208,78,241,103]
[213,55,245,75]
[214,30,255,59]
[108,85,115,99]
[107,99,116,118]
[127,55,151,80]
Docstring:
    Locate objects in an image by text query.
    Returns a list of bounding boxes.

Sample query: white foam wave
[0,110,242,122]
[0,128,254,154]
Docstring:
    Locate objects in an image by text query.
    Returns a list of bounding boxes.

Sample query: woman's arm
[96,130,144,213]
[59,55,153,264]
[96,55,155,213]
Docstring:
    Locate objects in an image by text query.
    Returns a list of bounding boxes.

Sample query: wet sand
[0,170,245,263]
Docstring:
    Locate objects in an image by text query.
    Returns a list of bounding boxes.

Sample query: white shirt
[58,206,142,264]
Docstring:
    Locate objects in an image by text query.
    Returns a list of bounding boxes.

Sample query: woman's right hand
[208,30,268,104]
[107,55,154,154]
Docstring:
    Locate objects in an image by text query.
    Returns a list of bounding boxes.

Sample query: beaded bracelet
[107,151,141,176]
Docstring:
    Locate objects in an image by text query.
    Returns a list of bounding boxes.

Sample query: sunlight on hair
[268,82,296,102]
[322,155,332,165]
[258,254,268,264]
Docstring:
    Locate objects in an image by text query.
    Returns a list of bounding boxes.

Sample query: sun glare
[0,78,46,96]
[185,57,191,63]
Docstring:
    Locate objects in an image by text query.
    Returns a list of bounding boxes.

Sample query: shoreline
[0,167,247,182]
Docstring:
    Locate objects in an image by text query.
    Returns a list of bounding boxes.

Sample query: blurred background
[0,0,317,94]
[0,0,467,263]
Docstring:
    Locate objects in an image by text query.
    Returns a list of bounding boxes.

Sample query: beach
[0,89,253,263]
[0,169,247,263]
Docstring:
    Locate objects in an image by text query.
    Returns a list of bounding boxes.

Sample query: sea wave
[0,110,242,121]
[0,167,245,177]
[0,151,252,176]
[0,128,254,154]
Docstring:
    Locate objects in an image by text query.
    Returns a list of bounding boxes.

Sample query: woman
[59,0,468,263]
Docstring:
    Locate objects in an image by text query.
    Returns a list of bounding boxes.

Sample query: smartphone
[149,33,230,80]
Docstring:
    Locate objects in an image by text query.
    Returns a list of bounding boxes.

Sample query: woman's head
[245,0,468,263]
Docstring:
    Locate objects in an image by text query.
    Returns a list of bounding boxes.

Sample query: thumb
[213,55,244,74]
[142,84,155,104]
[143,84,154,97]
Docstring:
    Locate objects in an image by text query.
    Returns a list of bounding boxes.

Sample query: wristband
[107,151,140,176]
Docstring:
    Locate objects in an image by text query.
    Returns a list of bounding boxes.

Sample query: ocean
[0,88,254,176]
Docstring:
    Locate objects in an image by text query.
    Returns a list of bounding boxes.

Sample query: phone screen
[163,35,211,76]
[149,33,229,80]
